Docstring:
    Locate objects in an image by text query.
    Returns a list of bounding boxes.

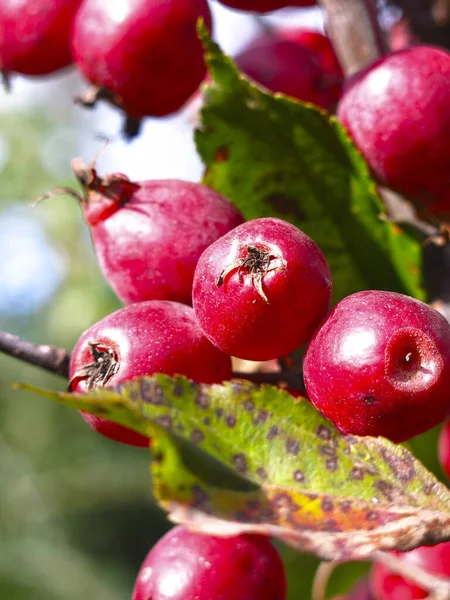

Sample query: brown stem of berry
[312,561,340,600]
[373,551,450,599]
[318,0,387,76]
[0,331,306,392]
[0,331,70,378]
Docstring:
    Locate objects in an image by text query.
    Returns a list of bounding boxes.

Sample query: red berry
[370,543,450,600]
[71,159,244,306]
[279,28,343,108]
[388,18,418,52]
[217,0,315,12]
[192,217,332,361]
[0,0,81,76]
[71,0,212,118]
[235,34,336,110]
[303,290,450,442]
[337,47,450,214]
[69,301,232,446]
[132,525,287,600]
[438,420,450,480]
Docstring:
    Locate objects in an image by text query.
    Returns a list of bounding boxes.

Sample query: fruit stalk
[318,0,387,75]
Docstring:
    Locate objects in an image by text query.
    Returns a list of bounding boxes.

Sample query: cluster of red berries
[0,0,324,128]
[61,157,450,598]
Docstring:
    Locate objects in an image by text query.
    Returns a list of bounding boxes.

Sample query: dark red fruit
[337,47,450,215]
[68,158,243,305]
[388,18,418,52]
[217,0,315,12]
[438,420,450,480]
[0,0,81,76]
[71,0,212,118]
[303,290,450,442]
[69,300,232,446]
[279,28,343,108]
[370,543,450,600]
[192,217,332,361]
[132,525,287,600]
[235,33,337,110]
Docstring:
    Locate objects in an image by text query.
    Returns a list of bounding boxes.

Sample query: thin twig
[0,330,305,391]
[0,331,70,378]
[318,0,387,76]
[312,560,340,600]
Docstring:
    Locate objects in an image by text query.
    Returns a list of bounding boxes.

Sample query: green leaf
[195,27,424,304]
[20,375,450,562]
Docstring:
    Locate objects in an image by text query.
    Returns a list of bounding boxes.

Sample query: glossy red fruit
[192,217,332,361]
[337,46,450,214]
[438,421,450,480]
[370,543,450,600]
[235,34,335,110]
[218,0,315,12]
[71,0,212,118]
[132,526,287,600]
[69,158,243,306]
[303,290,450,442]
[69,301,232,446]
[0,0,81,76]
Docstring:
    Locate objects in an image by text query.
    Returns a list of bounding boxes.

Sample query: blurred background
[0,1,443,599]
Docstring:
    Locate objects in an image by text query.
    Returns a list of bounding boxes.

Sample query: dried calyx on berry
[217,245,287,304]
[36,155,141,226]
[69,342,118,392]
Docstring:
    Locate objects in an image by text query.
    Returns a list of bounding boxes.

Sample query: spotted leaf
[20,376,450,561]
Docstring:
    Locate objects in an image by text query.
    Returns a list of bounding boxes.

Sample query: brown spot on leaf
[267,426,279,440]
[244,400,255,412]
[326,457,338,472]
[286,439,300,455]
[195,392,210,409]
[172,381,184,396]
[140,379,163,405]
[157,415,173,429]
[253,410,269,424]
[366,511,379,522]
[203,416,211,426]
[375,479,396,501]
[257,467,268,479]
[351,467,364,481]
[320,445,337,457]
[321,498,333,512]
[226,414,236,428]
[340,500,352,513]
[424,482,439,495]
[381,447,416,482]
[325,519,342,532]
[316,425,332,440]
[215,407,224,418]
[214,146,230,163]
[272,493,299,512]
[191,429,205,444]
[233,453,248,473]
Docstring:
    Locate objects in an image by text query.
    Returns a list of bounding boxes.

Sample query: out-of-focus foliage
[0,107,170,600]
